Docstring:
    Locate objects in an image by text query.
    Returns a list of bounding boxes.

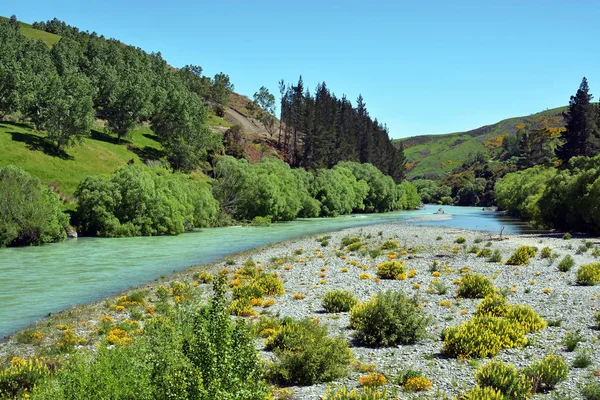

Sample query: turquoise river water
[0,205,539,337]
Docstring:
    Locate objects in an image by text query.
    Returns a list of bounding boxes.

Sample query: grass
[395,106,567,178]
[0,121,165,198]
[0,16,62,47]
[206,113,234,128]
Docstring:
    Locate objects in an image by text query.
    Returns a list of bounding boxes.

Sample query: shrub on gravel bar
[505,246,537,265]
[322,290,358,313]
[577,262,600,285]
[350,290,430,347]
[376,260,406,279]
[457,273,496,298]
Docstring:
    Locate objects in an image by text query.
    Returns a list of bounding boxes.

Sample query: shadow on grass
[90,129,130,145]
[131,145,165,162]
[9,131,74,160]
[142,132,161,142]
[0,121,34,130]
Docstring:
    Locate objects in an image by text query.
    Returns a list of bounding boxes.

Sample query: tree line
[495,77,600,233]
[277,78,406,181]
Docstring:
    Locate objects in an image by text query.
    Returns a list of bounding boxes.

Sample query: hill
[0,16,61,46]
[0,17,282,199]
[394,107,567,179]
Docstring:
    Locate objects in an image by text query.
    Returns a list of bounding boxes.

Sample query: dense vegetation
[0,165,68,247]
[0,16,420,244]
[495,77,600,233]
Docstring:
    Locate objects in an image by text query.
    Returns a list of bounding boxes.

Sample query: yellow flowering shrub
[459,386,505,400]
[577,262,600,285]
[505,246,537,266]
[322,385,396,399]
[457,273,496,298]
[404,376,432,392]
[358,373,387,387]
[442,315,528,359]
[0,357,50,399]
[106,327,133,345]
[376,260,406,279]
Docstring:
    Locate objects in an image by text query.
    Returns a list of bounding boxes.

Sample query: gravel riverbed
[2,219,599,399]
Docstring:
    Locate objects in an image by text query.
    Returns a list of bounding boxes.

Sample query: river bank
[2,222,599,399]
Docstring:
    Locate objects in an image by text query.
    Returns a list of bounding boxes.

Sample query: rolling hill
[394,107,567,179]
[0,17,280,201]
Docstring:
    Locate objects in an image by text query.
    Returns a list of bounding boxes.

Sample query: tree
[0,165,69,247]
[210,72,234,116]
[39,72,95,154]
[253,86,276,135]
[557,77,600,161]
[152,88,221,171]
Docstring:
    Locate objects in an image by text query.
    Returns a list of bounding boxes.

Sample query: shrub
[251,315,281,338]
[350,290,430,347]
[322,290,358,313]
[266,318,352,385]
[250,215,271,226]
[524,355,568,392]
[0,165,69,247]
[457,273,496,298]
[395,368,423,385]
[487,249,502,263]
[558,255,575,272]
[475,293,509,317]
[341,236,361,247]
[506,304,547,333]
[455,237,467,244]
[376,260,406,279]
[322,385,397,400]
[255,274,285,295]
[505,246,537,265]
[194,271,214,283]
[563,330,583,352]
[477,248,492,258]
[0,357,51,399]
[563,232,572,240]
[541,247,552,258]
[577,262,600,285]
[595,311,600,328]
[475,360,532,400]
[347,241,362,252]
[468,245,480,254]
[581,381,600,400]
[459,386,506,400]
[380,240,398,250]
[572,351,592,368]
[404,376,432,392]
[442,315,528,359]
[358,373,387,387]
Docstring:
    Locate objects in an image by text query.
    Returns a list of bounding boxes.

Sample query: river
[0,205,538,337]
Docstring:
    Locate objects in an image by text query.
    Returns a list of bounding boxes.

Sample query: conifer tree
[557,77,600,161]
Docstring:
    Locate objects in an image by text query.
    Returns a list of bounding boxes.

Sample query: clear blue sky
[3,1,599,138]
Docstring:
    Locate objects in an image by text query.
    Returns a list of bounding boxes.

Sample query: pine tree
[557,77,600,161]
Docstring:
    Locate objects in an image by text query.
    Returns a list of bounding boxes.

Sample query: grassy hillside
[0,121,165,199]
[0,16,61,46]
[395,106,567,178]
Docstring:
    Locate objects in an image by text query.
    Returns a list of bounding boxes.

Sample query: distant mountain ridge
[393,106,567,178]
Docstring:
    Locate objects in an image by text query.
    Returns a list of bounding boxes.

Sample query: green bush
[581,381,600,400]
[541,247,552,258]
[457,273,496,298]
[250,216,271,226]
[563,232,572,240]
[76,165,219,237]
[576,262,600,285]
[380,240,398,250]
[505,246,537,266]
[595,311,600,328]
[487,249,502,263]
[347,241,362,252]
[350,290,430,347]
[455,237,467,244]
[341,236,361,247]
[475,360,533,400]
[34,276,269,399]
[266,318,352,385]
[0,165,69,247]
[524,355,568,393]
[322,290,358,313]
[557,255,575,272]
[376,260,406,279]
[459,386,506,400]
[562,330,583,352]
[477,248,492,258]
